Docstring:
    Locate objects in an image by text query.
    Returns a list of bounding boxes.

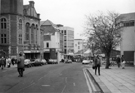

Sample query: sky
[24,0,135,39]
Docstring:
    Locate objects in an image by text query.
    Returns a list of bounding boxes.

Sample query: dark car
[65,59,72,63]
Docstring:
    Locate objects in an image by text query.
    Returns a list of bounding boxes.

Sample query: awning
[24,51,31,53]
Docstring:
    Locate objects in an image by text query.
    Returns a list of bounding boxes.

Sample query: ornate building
[0,0,41,59]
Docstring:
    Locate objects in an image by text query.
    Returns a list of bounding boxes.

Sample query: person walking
[121,55,125,69]
[116,55,121,68]
[7,57,11,68]
[17,53,25,77]
[94,55,101,75]
[0,57,5,70]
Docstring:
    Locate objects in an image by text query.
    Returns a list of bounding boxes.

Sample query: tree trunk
[105,54,110,69]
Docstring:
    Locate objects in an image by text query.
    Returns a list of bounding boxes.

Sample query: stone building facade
[0,0,41,59]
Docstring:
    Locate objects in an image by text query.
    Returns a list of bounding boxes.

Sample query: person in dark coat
[94,55,101,75]
[17,53,25,77]
[116,55,121,68]
[0,57,5,70]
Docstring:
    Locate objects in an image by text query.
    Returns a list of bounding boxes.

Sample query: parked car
[33,59,42,66]
[82,59,90,64]
[65,59,72,63]
[48,59,58,64]
[41,59,47,65]
[24,59,32,67]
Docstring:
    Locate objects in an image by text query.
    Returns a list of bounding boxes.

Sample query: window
[78,42,80,45]
[1,18,7,29]
[19,19,22,30]
[124,20,134,27]
[18,34,22,44]
[64,49,67,54]
[31,24,34,43]
[46,42,49,48]
[25,23,30,40]
[1,34,7,44]
[64,30,66,35]
[78,46,80,49]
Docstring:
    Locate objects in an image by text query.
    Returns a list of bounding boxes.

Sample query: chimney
[29,1,35,7]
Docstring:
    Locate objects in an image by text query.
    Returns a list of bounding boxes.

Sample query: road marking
[18,82,35,92]
[73,83,76,86]
[42,85,50,87]
[83,68,92,93]
[61,85,66,93]
[85,69,96,91]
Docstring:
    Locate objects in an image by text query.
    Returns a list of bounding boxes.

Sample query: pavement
[0,64,17,71]
[87,65,135,93]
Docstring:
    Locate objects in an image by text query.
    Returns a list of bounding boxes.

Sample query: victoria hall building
[0,0,41,59]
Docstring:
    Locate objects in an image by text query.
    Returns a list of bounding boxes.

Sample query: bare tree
[85,12,121,69]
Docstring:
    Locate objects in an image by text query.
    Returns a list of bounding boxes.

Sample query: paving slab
[87,65,135,93]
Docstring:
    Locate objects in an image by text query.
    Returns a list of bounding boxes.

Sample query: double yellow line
[83,68,96,93]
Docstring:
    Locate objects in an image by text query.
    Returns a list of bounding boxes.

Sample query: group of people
[0,52,25,77]
[116,55,125,69]
[0,57,17,70]
[92,55,125,76]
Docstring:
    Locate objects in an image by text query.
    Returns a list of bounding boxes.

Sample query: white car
[41,59,47,65]
[24,59,31,67]
[82,60,90,64]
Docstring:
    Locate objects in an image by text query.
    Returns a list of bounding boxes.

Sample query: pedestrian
[121,55,125,69]
[17,52,25,77]
[0,57,5,70]
[11,58,15,65]
[116,55,121,68]
[7,57,11,68]
[94,55,101,75]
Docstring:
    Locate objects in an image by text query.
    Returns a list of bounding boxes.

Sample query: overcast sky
[24,0,135,39]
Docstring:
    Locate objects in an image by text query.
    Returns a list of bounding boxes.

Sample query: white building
[116,12,135,66]
[59,26,74,55]
[74,39,85,54]
[40,20,63,63]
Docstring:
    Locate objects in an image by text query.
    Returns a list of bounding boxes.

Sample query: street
[0,63,91,93]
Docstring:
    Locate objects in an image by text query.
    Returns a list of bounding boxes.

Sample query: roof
[41,26,58,35]
[40,20,56,27]
[117,12,135,21]
[23,5,29,10]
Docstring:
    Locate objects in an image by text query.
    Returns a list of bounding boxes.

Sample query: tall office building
[59,26,74,55]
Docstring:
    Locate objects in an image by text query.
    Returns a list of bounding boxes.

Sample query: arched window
[25,23,30,41]
[35,25,38,44]
[19,19,22,30]
[1,18,7,29]
[31,24,35,44]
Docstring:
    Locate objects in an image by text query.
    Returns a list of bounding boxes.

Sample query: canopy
[83,49,92,57]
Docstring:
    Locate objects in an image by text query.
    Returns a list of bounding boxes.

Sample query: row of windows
[0,18,23,30]
[0,18,39,30]
[116,20,135,28]
[61,30,67,35]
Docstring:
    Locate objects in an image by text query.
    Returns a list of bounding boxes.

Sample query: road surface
[0,62,91,93]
